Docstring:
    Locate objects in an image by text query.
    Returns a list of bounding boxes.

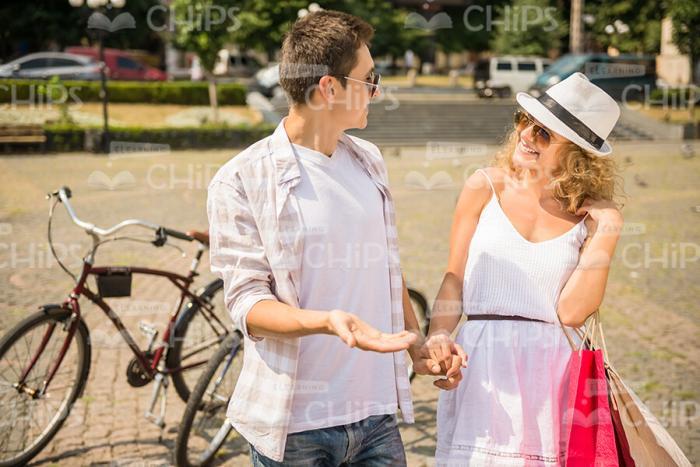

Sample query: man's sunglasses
[333,72,381,97]
[513,108,553,148]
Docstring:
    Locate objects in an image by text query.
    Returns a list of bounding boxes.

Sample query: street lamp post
[569,0,584,54]
[69,0,126,154]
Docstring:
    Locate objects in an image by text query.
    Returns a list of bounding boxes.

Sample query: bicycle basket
[96,269,132,298]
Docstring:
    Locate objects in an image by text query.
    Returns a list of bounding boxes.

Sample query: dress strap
[475,168,497,199]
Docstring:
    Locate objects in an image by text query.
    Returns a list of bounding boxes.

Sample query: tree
[667,0,700,85]
[434,2,509,55]
[228,0,428,63]
[0,0,163,62]
[491,0,567,56]
[583,0,663,55]
[171,0,239,121]
[228,0,309,60]
[327,0,424,59]
[667,0,699,134]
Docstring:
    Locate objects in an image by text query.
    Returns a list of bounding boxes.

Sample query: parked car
[474,56,551,98]
[0,52,101,80]
[253,63,281,97]
[214,50,262,78]
[65,46,167,81]
[529,54,656,101]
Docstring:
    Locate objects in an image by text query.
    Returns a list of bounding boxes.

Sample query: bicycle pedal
[144,373,169,431]
[144,412,166,429]
[138,320,157,337]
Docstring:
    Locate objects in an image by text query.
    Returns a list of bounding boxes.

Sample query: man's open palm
[328,310,417,353]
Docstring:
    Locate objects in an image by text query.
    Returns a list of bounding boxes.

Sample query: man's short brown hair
[279,10,374,105]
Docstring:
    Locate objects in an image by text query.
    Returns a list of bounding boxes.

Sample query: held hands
[411,332,468,390]
[327,309,417,353]
[325,310,467,389]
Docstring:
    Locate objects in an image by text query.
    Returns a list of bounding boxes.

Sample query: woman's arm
[401,276,422,338]
[557,199,623,327]
[424,170,492,369]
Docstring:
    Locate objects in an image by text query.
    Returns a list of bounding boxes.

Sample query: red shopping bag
[563,346,619,466]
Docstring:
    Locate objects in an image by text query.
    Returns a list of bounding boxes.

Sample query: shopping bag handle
[557,310,611,367]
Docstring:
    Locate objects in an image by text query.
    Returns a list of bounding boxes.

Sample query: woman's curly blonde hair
[493,129,624,215]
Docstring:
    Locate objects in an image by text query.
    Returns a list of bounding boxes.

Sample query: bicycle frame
[17,247,229,398]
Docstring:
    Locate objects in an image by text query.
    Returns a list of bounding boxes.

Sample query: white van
[474,56,551,98]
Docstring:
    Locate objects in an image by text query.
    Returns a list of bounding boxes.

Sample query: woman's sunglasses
[514,108,553,148]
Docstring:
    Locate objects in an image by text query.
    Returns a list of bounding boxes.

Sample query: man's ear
[317,75,336,103]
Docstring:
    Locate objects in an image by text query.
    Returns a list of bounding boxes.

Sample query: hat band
[537,94,605,150]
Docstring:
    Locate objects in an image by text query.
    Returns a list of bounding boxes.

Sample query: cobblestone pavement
[0,141,698,465]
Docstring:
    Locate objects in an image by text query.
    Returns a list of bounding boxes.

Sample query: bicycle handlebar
[51,186,195,243]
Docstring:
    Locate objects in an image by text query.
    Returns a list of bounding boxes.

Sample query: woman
[425,73,624,466]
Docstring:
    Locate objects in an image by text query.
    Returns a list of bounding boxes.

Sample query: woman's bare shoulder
[459,168,497,214]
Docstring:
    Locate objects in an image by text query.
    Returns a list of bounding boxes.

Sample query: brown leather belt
[468,314,546,323]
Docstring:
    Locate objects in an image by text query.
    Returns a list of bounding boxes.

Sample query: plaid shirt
[206,119,414,462]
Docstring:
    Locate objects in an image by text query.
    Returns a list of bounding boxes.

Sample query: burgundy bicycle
[0,186,231,466]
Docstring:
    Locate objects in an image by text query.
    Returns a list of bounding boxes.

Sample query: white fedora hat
[516,72,620,156]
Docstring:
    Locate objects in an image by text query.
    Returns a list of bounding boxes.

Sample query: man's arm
[207,177,415,352]
[248,301,416,352]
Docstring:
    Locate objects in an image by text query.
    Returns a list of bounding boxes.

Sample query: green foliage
[0,0,164,60]
[584,0,663,54]
[325,0,425,58]
[667,0,700,82]
[171,0,244,73]
[0,79,247,105]
[490,0,567,56]
[229,0,308,59]
[229,0,437,59]
[38,76,74,125]
[42,122,275,152]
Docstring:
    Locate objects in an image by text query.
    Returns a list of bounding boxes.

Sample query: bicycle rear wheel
[0,306,91,467]
[174,333,243,467]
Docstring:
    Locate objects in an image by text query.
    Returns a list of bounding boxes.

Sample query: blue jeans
[249,414,407,466]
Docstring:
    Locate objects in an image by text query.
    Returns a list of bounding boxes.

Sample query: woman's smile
[516,137,541,161]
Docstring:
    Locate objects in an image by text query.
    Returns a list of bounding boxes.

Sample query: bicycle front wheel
[407,288,429,382]
[168,278,231,403]
[174,333,243,467]
[0,306,91,467]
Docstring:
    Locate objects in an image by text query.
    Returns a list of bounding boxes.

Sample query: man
[207,10,465,466]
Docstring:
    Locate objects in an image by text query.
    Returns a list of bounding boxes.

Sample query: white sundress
[436,168,587,466]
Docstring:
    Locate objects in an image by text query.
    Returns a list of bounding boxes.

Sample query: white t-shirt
[287,142,398,434]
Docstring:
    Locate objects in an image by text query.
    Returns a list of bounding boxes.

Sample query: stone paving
[0,141,698,465]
